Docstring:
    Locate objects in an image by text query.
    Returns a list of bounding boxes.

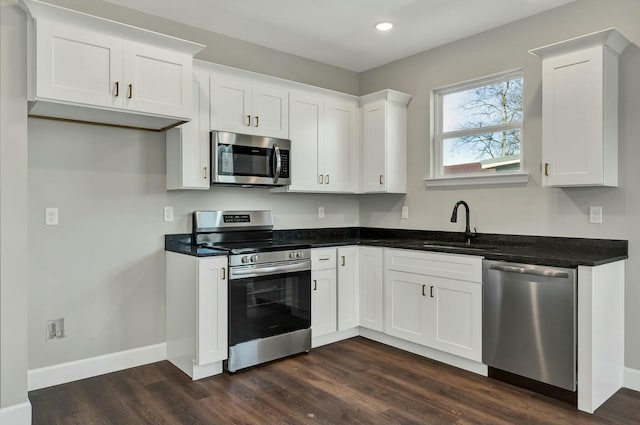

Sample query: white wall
[0,1,30,416]
[358,0,640,370]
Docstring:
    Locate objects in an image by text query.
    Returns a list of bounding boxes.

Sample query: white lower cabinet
[311,249,337,338]
[359,246,384,332]
[337,246,359,331]
[166,252,228,379]
[384,249,482,362]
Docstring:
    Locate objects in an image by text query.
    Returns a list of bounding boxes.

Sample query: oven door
[228,260,311,347]
[211,131,290,186]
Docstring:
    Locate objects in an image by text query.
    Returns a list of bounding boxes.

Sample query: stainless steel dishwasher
[482,260,577,392]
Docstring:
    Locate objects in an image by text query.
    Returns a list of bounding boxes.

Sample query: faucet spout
[450,200,475,244]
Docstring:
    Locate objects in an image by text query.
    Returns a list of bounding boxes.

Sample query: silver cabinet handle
[221,268,226,280]
[422,284,426,296]
[326,174,330,184]
[203,166,208,180]
[313,280,317,290]
[379,175,384,185]
[128,83,133,99]
[319,174,324,184]
[341,256,345,266]
[319,257,330,261]
[544,163,550,176]
[246,115,251,126]
[254,116,259,127]
[489,264,570,278]
[430,285,434,298]
[114,81,119,97]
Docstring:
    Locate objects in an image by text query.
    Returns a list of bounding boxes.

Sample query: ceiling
[101,0,575,72]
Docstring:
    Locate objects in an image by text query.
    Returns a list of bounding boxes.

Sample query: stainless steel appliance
[483,260,577,393]
[193,210,311,372]
[210,131,290,187]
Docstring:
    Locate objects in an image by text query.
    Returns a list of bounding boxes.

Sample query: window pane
[442,77,523,132]
[442,129,521,175]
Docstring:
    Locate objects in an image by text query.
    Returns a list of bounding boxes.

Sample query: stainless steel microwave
[210,131,291,187]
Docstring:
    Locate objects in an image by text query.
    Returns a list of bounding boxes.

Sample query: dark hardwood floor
[30,337,640,425]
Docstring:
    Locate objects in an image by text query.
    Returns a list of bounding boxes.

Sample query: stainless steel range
[193,210,311,372]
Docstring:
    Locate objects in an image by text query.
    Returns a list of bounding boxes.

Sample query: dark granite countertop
[165,227,627,268]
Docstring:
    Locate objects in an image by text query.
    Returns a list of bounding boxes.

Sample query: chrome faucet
[450,200,477,245]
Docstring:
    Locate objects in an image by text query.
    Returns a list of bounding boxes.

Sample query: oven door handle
[230,260,309,279]
[272,143,282,184]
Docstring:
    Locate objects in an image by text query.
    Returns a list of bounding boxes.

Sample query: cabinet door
[196,257,228,365]
[210,76,252,133]
[323,98,359,192]
[359,247,383,331]
[166,73,210,189]
[425,278,481,361]
[384,270,428,345]
[252,84,289,139]
[289,92,323,191]
[337,246,359,331]
[311,268,337,338]
[542,47,604,186]
[123,41,192,119]
[362,100,387,192]
[36,20,123,108]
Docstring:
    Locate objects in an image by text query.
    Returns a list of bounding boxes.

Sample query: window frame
[426,69,528,187]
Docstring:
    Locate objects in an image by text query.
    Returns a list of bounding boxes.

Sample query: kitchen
[1,0,640,424]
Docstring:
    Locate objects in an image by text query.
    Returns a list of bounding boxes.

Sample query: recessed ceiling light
[375,22,394,32]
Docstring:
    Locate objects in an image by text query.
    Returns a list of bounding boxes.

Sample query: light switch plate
[45,208,59,226]
[589,206,602,224]
[164,206,174,222]
[401,206,409,219]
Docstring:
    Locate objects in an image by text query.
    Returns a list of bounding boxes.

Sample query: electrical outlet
[318,207,325,218]
[164,206,174,222]
[46,318,65,340]
[589,206,603,224]
[45,207,59,226]
[401,206,409,219]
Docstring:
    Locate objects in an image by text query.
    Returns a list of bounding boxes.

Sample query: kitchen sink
[422,241,497,251]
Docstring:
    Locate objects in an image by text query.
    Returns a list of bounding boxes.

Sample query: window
[428,70,527,186]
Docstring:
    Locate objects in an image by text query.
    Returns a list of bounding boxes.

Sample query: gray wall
[358,0,640,370]
[1,3,29,409]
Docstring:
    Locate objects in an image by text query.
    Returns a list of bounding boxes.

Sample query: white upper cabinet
[286,90,359,193]
[360,90,411,193]
[530,29,631,187]
[20,0,204,131]
[166,70,210,190]
[210,75,289,139]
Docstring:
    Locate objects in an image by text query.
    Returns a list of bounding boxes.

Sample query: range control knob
[241,256,249,264]
[289,252,296,259]
[250,254,259,262]
[296,251,303,259]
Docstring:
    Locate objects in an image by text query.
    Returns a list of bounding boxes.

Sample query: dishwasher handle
[489,263,570,279]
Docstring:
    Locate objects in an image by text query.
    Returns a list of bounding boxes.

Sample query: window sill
[423,172,529,188]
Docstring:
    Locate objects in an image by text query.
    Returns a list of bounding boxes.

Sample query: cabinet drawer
[384,249,482,283]
[312,248,336,270]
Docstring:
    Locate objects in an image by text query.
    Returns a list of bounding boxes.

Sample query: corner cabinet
[210,75,289,139]
[284,91,359,193]
[359,246,384,332]
[166,70,210,190]
[384,249,482,362]
[19,0,204,131]
[530,28,631,187]
[360,90,411,193]
[166,253,228,380]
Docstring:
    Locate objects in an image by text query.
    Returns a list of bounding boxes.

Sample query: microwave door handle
[272,143,282,184]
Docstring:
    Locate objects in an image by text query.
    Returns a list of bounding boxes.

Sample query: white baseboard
[624,367,640,392]
[0,401,31,425]
[312,327,359,348]
[28,343,167,391]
